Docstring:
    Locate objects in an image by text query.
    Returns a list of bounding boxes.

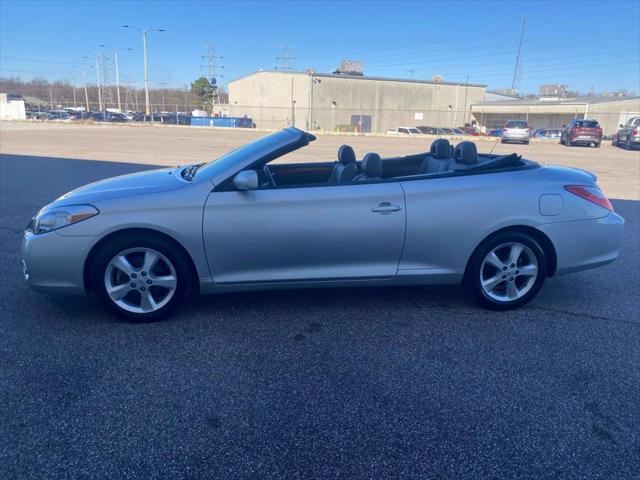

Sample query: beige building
[471,97,640,134]
[228,70,486,133]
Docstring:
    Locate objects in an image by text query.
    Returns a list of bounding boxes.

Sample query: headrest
[453,141,478,165]
[338,145,356,165]
[430,139,451,159]
[361,152,383,178]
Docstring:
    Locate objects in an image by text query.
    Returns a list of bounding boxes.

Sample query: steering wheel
[263,165,276,186]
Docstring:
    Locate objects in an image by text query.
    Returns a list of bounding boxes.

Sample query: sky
[1,0,639,95]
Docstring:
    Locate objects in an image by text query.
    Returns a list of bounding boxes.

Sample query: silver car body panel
[21,129,624,297]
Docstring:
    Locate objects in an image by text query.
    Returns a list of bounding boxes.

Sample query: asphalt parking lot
[1,124,639,479]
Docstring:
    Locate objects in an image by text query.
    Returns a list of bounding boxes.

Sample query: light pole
[100,44,132,112]
[85,55,103,111]
[123,25,165,115]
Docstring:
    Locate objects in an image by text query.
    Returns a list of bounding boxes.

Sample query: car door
[202,182,406,284]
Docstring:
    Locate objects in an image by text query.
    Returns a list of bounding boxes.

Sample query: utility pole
[95,56,103,110]
[511,16,526,95]
[462,73,469,126]
[276,45,294,72]
[82,70,90,111]
[100,45,132,112]
[201,44,224,110]
[123,25,165,115]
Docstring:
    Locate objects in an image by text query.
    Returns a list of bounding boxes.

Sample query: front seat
[328,145,358,183]
[420,138,453,173]
[452,141,479,169]
[353,152,383,181]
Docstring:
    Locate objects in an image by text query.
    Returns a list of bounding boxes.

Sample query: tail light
[564,185,613,211]
[633,127,640,136]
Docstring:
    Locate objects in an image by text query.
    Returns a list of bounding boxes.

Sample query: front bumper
[21,230,94,295]
[538,212,625,276]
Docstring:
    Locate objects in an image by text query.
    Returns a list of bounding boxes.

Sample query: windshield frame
[194,128,315,184]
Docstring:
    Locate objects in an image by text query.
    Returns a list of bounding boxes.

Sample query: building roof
[472,96,640,107]
[229,70,486,88]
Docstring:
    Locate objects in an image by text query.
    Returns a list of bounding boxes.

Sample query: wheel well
[464,225,557,280]
[83,228,200,294]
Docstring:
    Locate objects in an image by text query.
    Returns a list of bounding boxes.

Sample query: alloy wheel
[104,247,178,313]
[479,242,539,302]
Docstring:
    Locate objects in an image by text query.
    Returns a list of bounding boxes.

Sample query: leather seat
[452,141,479,169]
[353,152,383,181]
[328,145,358,183]
[420,139,453,174]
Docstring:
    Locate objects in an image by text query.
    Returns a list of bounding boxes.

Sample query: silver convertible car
[22,128,624,321]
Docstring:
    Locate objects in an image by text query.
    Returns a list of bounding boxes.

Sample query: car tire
[464,231,547,311]
[91,233,194,322]
[595,142,601,148]
[500,139,505,144]
[626,138,632,150]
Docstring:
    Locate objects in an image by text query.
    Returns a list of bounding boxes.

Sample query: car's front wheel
[465,232,547,310]
[91,233,194,321]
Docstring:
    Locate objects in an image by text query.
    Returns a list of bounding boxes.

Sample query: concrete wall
[228,72,486,133]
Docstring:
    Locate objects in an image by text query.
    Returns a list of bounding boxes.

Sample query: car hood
[56,166,188,204]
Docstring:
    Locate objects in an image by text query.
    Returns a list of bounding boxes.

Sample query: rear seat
[419,139,454,174]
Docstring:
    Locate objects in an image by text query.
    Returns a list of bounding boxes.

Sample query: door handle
[371,202,402,214]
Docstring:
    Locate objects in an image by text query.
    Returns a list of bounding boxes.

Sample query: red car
[560,119,603,148]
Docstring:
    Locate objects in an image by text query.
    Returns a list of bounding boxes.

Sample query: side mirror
[619,124,624,128]
[233,170,259,191]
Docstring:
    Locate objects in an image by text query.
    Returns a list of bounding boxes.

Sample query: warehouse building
[228,70,486,133]
[470,96,640,134]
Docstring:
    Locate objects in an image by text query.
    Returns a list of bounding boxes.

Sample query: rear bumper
[503,133,530,141]
[538,212,624,276]
[569,136,601,144]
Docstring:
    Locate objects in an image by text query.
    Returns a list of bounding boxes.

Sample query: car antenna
[488,138,501,155]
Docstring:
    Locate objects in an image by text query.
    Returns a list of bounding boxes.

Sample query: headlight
[33,204,99,234]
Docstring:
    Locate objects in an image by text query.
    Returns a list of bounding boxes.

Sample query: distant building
[471,96,640,134]
[539,84,568,97]
[228,70,486,133]
[0,93,26,120]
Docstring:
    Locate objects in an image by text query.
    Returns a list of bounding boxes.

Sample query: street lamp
[122,25,165,115]
[84,55,102,111]
[99,44,132,112]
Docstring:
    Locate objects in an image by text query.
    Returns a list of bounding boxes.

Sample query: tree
[190,77,214,107]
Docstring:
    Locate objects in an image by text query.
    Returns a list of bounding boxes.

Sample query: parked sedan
[22,129,624,321]
[501,120,532,144]
[533,129,562,139]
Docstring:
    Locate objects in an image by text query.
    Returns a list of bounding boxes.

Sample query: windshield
[195,129,301,180]
[506,121,528,128]
[574,120,599,128]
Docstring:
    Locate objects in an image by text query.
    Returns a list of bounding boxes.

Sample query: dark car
[488,129,503,137]
[560,119,602,147]
[615,116,640,150]
[533,129,562,139]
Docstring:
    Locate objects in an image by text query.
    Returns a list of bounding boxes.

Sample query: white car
[386,127,424,137]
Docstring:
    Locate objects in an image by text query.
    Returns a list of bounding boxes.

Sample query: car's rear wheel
[465,232,547,310]
[91,234,194,321]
